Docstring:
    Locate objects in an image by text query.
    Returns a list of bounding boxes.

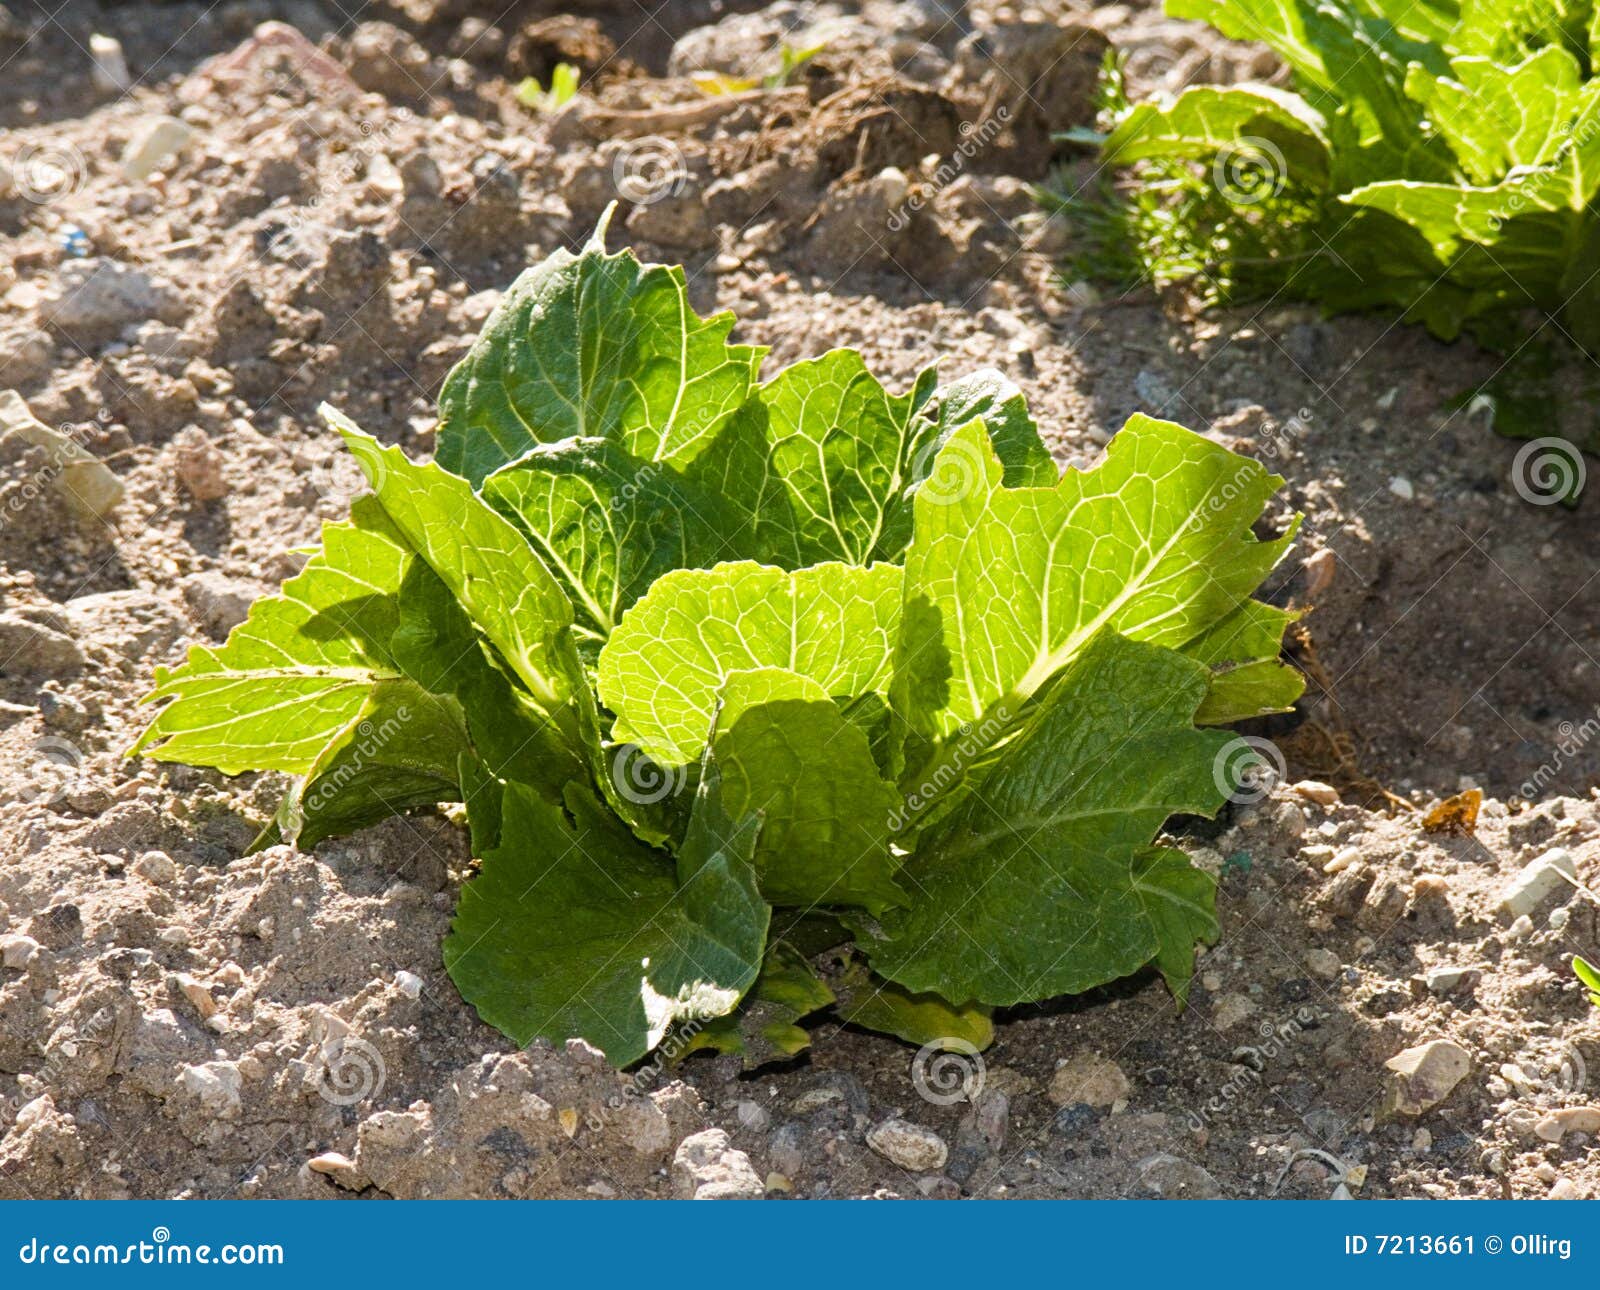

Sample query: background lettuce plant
[134,215,1302,1067]
[1056,0,1600,482]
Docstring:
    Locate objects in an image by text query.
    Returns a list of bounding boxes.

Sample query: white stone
[1534,1107,1600,1142]
[866,1118,949,1173]
[40,258,185,344]
[358,1109,427,1150]
[393,970,423,999]
[1498,848,1577,918]
[1388,476,1414,500]
[671,1129,764,1199]
[15,1095,52,1131]
[1213,992,1258,1030]
[132,850,177,885]
[2,934,42,969]
[1423,966,1479,995]
[120,116,195,181]
[1305,948,1342,980]
[90,34,131,92]
[614,1099,672,1155]
[181,1060,243,1114]
[176,974,217,1019]
[1382,1039,1471,1117]
[1137,1152,1223,1198]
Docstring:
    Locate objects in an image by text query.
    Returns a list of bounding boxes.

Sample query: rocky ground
[0,0,1597,1200]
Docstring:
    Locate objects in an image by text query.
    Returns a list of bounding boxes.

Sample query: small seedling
[516,61,579,113]
[692,40,825,95]
[1576,957,1600,1008]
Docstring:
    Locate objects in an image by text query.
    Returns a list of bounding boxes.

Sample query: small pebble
[132,851,178,885]
[1422,966,1479,995]
[1049,1053,1129,1107]
[2,933,42,970]
[90,33,131,92]
[865,1119,948,1173]
[120,115,195,182]
[1304,948,1341,980]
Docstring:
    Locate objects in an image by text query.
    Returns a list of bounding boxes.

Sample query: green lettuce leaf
[445,765,768,1066]
[856,630,1225,1005]
[598,561,902,766]
[328,408,583,720]
[1101,83,1333,186]
[133,498,434,776]
[479,435,744,647]
[435,213,764,485]
[921,368,1061,489]
[895,415,1300,747]
[715,669,907,913]
[1079,0,1600,452]
[264,683,466,851]
[835,964,995,1050]
[684,942,837,1064]
[721,350,937,566]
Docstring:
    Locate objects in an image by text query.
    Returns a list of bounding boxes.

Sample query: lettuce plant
[1063,0,1600,445]
[1578,955,1600,1007]
[133,214,1302,1066]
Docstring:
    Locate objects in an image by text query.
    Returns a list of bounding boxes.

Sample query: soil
[1,0,1597,1201]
